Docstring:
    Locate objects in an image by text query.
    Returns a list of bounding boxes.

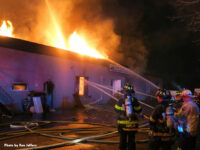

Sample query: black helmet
[122,83,135,96]
[155,89,171,99]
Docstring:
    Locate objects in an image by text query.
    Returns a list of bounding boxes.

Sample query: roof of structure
[0,36,108,65]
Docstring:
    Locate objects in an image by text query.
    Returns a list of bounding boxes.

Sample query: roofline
[0,36,109,65]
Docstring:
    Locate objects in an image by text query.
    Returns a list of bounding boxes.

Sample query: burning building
[0,9,160,112]
[0,34,160,112]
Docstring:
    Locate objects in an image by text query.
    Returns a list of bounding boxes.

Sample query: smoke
[0,0,38,38]
[101,0,148,73]
[118,37,148,73]
[0,0,148,73]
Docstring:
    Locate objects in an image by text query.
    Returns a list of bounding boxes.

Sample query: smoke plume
[0,0,148,73]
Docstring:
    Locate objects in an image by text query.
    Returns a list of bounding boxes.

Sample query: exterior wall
[81,63,127,104]
[0,44,157,111]
[0,46,127,111]
[0,47,74,109]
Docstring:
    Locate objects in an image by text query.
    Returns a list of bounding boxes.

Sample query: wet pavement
[0,104,199,150]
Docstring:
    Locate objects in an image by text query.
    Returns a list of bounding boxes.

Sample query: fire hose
[0,78,155,149]
[0,121,150,137]
[0,121,150,150]
[20,130,119,150]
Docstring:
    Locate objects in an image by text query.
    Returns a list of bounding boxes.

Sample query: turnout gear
[175,89,199,150]
[175,92,199,136]
[115,97,142,129]
[193,96,200,108]
[149,102,175,135]
[115,84,142,150]
[148,89,175,150]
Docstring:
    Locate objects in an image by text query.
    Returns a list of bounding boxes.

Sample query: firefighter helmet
[175,91,182,101]
[155,89,171,99]
[181,89,195,98]
[123,83,134,93]
[122,83,135,97]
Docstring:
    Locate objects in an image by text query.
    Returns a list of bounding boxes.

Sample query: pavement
[0,103,199,150]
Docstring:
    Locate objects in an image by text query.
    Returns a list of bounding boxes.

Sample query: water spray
[85,80,155,110]
[86,80,156,99]
[86,80,123,96]
[137,101,154,109]
[87,96,103,105]
[135,91,156,99]
[85,80,119,102]
[107,59,160,90]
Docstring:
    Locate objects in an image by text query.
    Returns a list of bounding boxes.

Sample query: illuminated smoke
[0,0,148,72]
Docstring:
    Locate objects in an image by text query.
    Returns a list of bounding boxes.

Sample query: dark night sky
[102,0,200,90]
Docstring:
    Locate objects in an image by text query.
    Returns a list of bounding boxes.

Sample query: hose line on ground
[0,121,150,150]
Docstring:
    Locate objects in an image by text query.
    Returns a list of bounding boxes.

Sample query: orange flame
[45,0,105,59]
[67,32,105,59]
[0,19,105,59]
[0,20,14,37]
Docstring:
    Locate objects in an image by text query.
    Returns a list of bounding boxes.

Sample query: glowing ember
[0,20,14,37]
[68,32,105,59]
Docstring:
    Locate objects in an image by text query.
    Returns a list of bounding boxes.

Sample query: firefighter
[114,83,142,150]
[174,89,199,150]
[148,89,175,150]
[174,91,184,110]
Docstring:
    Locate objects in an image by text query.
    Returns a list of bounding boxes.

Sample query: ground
[0,104,199,150]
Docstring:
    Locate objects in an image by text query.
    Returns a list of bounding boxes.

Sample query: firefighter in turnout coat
[175,89,199,150]
[148,89,175,150]
[114,83,142,150]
